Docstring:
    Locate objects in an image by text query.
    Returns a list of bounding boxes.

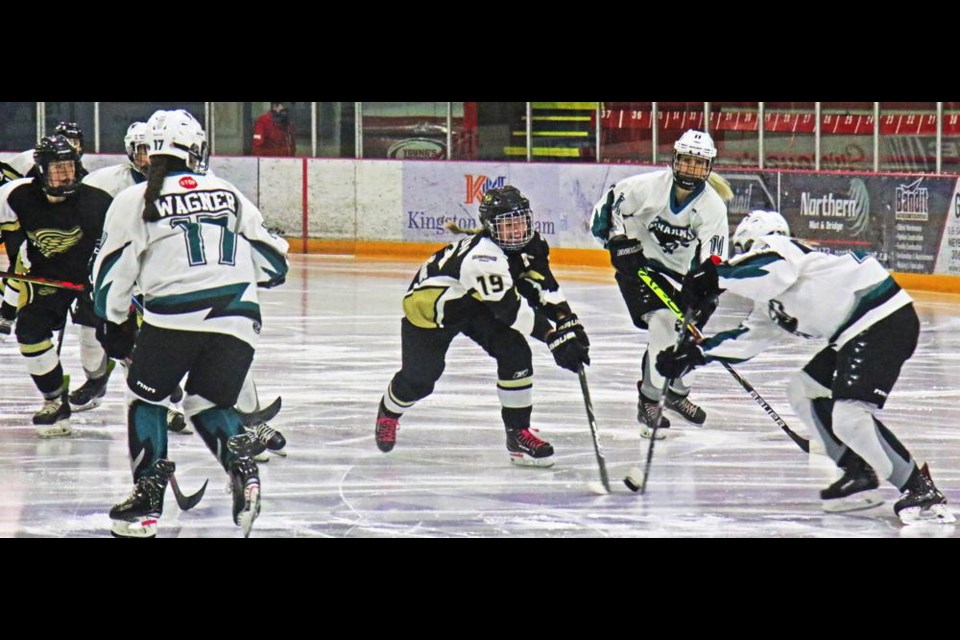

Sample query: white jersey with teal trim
[591,168,729,283]
[92,171,289,347]
[83,163,145,198]
[701,235,913,363]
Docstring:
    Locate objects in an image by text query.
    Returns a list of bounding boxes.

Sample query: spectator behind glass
[252,102,296,157]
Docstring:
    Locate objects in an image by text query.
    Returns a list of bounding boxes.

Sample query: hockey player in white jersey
[82,121,150,198]
[590,129,730,437]
[656,210,955,525]
[93,109,289,538]
[375,185,590,467]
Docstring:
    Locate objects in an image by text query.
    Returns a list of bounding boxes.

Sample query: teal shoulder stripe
[719,252,782,280]
[250,240,288,282]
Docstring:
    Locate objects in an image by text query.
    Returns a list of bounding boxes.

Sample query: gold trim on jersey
[403,287,446,328]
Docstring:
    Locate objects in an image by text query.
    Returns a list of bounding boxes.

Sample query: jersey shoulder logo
[27,226,83,258]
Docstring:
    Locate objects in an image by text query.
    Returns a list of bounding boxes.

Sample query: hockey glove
[608,236,646,278]
[96,317,137,360]
[680,256,722,326]
[555,313,589,349]
[655,342,707,379]
[548,328,590,373]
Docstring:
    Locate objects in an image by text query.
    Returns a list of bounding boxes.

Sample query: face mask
[272,110,289,124]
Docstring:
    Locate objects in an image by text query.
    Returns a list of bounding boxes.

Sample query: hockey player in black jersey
[0,135,112,437]
[374,185,590,467]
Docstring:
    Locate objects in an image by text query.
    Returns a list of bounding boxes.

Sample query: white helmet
[124,121,149,171]
[732,210,790,255]
[146,109,206,168]
[124,122,148,157]
[672,129,717,190]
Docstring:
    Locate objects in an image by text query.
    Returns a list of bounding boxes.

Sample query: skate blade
[822,495,885,513]
[270,448,287,457]
[36,421,73,439]
[110,517,158,539]
[253,452,270,463]
[665,409,705,426]
[239,486,261,538]
[899,504,958,525]
[639,426,669,440]
[508,453,555,468]
[70,398,103,412]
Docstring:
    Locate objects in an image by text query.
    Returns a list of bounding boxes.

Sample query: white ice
[1,255,958,538]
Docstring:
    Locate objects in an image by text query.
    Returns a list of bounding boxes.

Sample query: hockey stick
[623,321,692,494]
[577,364,610,493]
[0,270,86,291]
[635,266,810,453]
[169,473,208,511]
[238,395,281,427]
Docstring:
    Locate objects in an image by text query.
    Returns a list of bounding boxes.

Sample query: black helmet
[477,185,533,251]
[34,135,82,197]
[54,121,84,157]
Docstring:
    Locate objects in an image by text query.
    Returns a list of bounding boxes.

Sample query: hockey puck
[623,467,643,492]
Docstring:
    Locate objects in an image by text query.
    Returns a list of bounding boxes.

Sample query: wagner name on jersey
[700,235,912,363]
[592,169,729,283]
[93,172,289,347]
[403,231,561,340]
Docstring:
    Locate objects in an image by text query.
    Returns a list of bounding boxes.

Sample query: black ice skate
[229,457,261,538]
[375,404,399,453]
[637,382,669,440]
[34,376,71,439]
[895,463,956,525]
[664,390,706,425]
[110,459,175,538]
[820,455,883,513]
[245,422,287,459]
[506,427,555,468]
[166,409,192,434]
[69,360,115,411]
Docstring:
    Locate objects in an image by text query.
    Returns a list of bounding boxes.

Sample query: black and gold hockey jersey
[0,178,111,284]
[403,231,566,340]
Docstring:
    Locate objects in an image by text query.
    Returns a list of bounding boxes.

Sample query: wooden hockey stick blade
[170,473,208,511]
[238,396,281,427]
[0,270,86,291]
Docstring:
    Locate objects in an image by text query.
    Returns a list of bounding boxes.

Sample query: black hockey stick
[635,266,810,453]
[238,395,281,427]
[170,473,208,511]
[577,364,610,493]
[623,320,692,494]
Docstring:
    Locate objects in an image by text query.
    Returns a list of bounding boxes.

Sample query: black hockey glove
[548,327,590,373]
[608,235,646,278]
[680,256,722,326]
[655,342,706,379]
[555,313,589,349]
[96,317,137,360]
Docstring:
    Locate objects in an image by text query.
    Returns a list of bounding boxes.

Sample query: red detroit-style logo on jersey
[179,176,198,189]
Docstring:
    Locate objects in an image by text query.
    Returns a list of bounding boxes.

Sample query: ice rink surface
[2,254,959,538]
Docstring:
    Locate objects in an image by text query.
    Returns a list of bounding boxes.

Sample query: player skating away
[590,129,732,438]
[93,109,289,538]
[375,185,590,467]
[657,210,955,525]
